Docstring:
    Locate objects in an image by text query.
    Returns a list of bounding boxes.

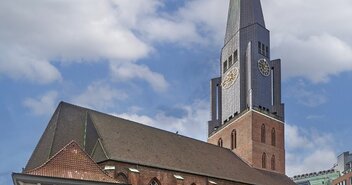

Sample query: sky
[1,0,352,184]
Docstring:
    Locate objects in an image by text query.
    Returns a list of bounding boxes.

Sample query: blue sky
[1,0,352,184]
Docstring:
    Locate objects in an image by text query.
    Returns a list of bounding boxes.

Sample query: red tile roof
[25,141,118,184]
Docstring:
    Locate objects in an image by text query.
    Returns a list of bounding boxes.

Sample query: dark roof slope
[26,102,295,185]
[25,141,119,183]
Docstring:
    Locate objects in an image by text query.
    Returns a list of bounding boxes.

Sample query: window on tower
[218,138,223,147]
[223,60,228,73]
[258,42,262,54]
[271,155,276,170]
[266,46,269,57]
[234,50,238,62]
[228,55,233,67]
[271,128,276,146]
[231,130,237,150]
[258,41,269,57]
[261,124,266,143]
[262,153,267,168]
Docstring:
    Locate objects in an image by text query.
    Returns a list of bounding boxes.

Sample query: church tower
[208,0,286,174]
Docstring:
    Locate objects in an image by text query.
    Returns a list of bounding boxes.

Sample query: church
[12,0,296,185]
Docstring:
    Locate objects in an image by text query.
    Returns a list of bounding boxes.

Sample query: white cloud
[0,0,151,83]
[286,80,327,107]
[285,124,337,176]
[72,81,127,110]
[110,63,169,92]
[23,91,58,116]
[1,0,352,85]
[177,0,229,44]
[262,0,352,83]
[115,100,209,141]
[0,0,229,87]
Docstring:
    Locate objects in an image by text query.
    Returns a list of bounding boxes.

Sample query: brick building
[12,0,295,185]
[332,152,352,185]
[333,170,352,185]
[15,102,294,185]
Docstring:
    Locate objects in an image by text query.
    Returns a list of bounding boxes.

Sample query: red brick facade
[100,161,248,185]
[333,172,352,185]
[207,110,285,174]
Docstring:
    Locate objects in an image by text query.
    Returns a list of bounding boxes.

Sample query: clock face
[258,59,271,76]
[222,67,239,89]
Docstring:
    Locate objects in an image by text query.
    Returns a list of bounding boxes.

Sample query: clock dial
[258,59,271,76]
[222,67,239,89]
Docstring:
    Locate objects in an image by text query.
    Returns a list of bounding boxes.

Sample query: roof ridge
[60,101,239,152]
[87,112,110,159]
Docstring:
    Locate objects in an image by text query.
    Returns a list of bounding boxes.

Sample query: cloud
[23,91,58,116]
[110,63,169,92]
[0,0,151,83]
[115,100,209,141]
[262,0,352,83]
[72,81,127,110]
[285,124,337,176]
[0,0,229,87]
[273,34,352,83]
[286,80,327,107]
[177,0,229,44]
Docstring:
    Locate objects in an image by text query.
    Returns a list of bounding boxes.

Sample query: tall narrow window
[218,138,223,147]
[266,46,269,57]
[262,153,267,168]
[234,50,238,62]
[231,130,237,150]
[271,128,276,146]
[271,155,276,170]
[261,124,266,143]
[258,42,262,54]
[223,60,228,73]
[228,55,233,67]
[261,43,265,55]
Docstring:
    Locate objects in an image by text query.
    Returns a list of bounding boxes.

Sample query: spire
[224,0,266,44]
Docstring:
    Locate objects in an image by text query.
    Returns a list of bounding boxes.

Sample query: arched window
[149,178,160,185]
[261,124,266,143]
[231,130,237,150]
[218,138,223,147]
[262,153,267,168]
[271,155,276,170]
[115,172,128,183]
[271,128,276,146]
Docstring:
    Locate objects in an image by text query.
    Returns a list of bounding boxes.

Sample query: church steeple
[225,0,266,44]
[208,0,286,174]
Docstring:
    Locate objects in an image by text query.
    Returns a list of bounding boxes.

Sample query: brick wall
[333,172,352,185]
[99,161,248,185]
[207,110,285,174]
